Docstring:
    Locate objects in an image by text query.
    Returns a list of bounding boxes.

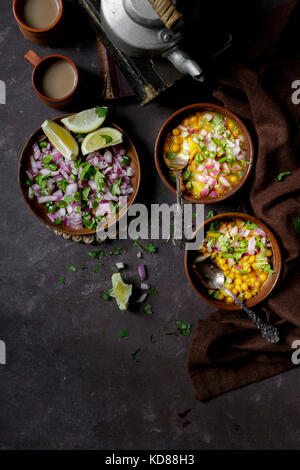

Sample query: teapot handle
[147,0,182,30]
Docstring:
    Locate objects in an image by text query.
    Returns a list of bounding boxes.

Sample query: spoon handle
[173,170,184,248]
[222,287,280,343]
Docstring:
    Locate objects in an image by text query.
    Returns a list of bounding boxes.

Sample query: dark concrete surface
[0,0,299,450]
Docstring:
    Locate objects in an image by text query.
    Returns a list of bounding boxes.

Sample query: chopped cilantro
[59,277,66,284]
[110,177,122,196]
[211,114,225,135]
[121,155,131,166]
[208,289,219,299]
[166,152,178,160]
[245,221,258,229]
[206,210,215,219]
[208,220,221,232]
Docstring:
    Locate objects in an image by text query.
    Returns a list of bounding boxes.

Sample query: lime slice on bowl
[111,272,132,311]
[81,127,123,156]
[60,107,108,134]
[41,120,79,161]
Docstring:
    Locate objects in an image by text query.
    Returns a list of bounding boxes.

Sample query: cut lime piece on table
[61,107,108,134]
[111,272,132,311]
[41,120,79,160]
[81,127,123,156]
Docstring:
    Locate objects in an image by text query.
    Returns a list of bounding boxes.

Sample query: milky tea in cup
[38,58,77,100]
[21,0,60,29]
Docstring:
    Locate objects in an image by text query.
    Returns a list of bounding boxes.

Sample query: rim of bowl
[184,212,282,309]
[13,0,63,33]
[154,103,254,204]
[18,114,141,236]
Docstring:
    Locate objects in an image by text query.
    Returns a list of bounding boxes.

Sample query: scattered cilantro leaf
[206,210,215,219]
[149,286,159,296]
[59,277,66,284]
[65,265,77,272]
[103,288,113,301]
[131,348,141,361]
[146,242,157,254]
[144,304,153,315]
[215,377,221,386]
[176,320,192,336]
[119,328,129,338]
[275,171,291,182]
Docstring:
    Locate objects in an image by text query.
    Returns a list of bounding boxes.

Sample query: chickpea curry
[198,219,275,303]
[163,111,250,199]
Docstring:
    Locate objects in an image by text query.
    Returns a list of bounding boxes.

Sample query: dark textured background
[0,0,299,450]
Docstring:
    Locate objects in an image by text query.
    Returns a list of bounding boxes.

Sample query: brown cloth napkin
[187,0,300,401]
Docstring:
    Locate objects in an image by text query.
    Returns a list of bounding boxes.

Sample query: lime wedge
[81,127,123,156]
[111,273,132,311]
[41,120,79,160]
[61,107,108,134]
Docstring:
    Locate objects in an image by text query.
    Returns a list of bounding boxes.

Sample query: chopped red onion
[138,264,147,281]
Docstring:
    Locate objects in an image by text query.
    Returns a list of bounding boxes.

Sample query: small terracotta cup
[24,50,79,109]
[13,0,64,45]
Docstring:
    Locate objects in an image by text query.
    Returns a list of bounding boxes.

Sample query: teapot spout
[163,47,204,82]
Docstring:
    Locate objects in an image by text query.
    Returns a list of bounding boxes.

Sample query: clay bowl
[184,212,282,310]
[18,115,141,236]
[155,103,254,204]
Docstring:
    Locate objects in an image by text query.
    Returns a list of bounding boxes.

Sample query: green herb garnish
[103,288,113,301]
[211,114,225,135]
[149,286,159,296]
[121,155,131,166]
[275,171,291,182]
[59,277,66,284]
[176,320,192,336]
[65,265,77,272]
[119,328,129,338]
[144,304,153,315]
[166,152,178,160]
[131,349,141,361]
[95,106,108,119]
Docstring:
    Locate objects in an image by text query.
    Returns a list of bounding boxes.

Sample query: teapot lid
[124,0,162,28]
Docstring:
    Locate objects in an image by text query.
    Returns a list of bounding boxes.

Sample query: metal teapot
[100,0,204,82]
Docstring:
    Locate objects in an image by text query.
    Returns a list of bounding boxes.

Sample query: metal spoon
[192,257,280,343]
[163,152,189,248]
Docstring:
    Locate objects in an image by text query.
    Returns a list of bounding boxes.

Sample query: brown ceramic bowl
[184,212,282,310]
[155,103,254,204]
[19,115,141,236]
[13,0,64,45]
[24,50,79,109]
